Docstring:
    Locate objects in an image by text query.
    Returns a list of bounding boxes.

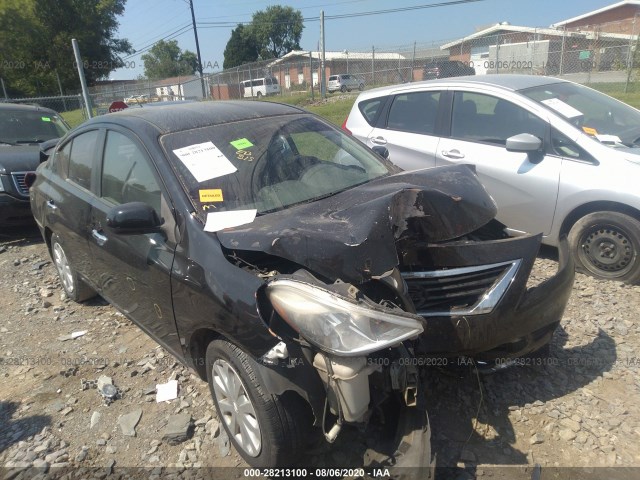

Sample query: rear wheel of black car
[568,211,640,284]
[205,339,310,467]
[50,233,96,302]
[340,85,347,93]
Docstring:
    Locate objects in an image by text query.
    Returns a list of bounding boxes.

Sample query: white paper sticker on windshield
[595,134,622,144]
[172,141,236,183]
[541,98,583,119]
[204,209,257,232]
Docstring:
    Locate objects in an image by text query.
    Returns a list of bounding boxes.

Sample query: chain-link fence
[4,95,84,114]
[5,19,640,122]
[202,19,640,99]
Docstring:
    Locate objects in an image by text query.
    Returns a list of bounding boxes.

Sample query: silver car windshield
[160,114,393,216]
[521,82,640,147]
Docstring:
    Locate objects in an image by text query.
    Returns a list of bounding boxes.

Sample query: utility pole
[72,39,93,119]
[320,10,326,99]
[189,0,206,99]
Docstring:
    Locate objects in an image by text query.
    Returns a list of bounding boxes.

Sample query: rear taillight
[341,117,352,135]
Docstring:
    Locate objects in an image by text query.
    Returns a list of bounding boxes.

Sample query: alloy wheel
[212,359,261,457]
[53,242,75,294]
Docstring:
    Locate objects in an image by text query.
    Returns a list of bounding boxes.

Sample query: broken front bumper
[401,234,574,361]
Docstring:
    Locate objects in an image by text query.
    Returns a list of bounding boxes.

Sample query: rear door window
[387,91,441,135]
[358,97,387,127]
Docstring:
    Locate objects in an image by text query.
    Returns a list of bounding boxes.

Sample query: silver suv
[344,74,640,283]
[328,74,364,93]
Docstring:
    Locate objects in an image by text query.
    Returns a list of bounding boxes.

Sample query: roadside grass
[261,93,356,126]
[588,82,640,109]
[58,81,640,131]
[60,108,88,128]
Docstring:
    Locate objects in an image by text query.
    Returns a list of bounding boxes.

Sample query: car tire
[340,85,347,93]
[50,233,96,302]
[256,91,263,99]
[205,339,311,467]
[568,211,640,283]
[358,83,364,91]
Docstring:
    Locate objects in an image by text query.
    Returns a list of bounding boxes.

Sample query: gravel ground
[1,226,639,479]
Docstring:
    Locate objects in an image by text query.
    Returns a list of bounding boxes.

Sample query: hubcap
[579,225,636,277]
[212,359,261,457]
[53,242,75,294]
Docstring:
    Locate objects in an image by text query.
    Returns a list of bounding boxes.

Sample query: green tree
[223,24,259,69]
[251,6,303,59]
[141,39,198,80]
[0,0,132,97]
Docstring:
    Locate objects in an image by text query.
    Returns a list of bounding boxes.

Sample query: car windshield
[520,82,640,146]
[0,109,69,144]
[160,113,393,217]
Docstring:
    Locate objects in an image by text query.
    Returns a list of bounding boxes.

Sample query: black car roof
[0,102,60,114]
[85,100,306,134]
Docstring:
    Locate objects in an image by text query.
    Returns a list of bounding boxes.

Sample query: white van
[242,77,280,98]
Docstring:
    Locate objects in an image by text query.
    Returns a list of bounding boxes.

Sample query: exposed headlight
[265,279,424,356]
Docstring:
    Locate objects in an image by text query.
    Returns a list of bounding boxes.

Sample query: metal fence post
[371,46,375,87]
[625,14,638,93]
[560,27,566,76]
[410,41,416,82]
[1,77,8,100]
[309,51,314,101]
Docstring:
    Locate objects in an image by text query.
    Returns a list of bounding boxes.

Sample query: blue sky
[110,0,620,80]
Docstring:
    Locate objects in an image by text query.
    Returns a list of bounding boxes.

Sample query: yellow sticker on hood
[199,189,224,202]
[582,126,598,136]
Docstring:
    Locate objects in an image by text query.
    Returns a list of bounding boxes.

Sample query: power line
[127,21,193,52]
[121,24,193,60]
[197,0,369,21]
[196,0,487,27]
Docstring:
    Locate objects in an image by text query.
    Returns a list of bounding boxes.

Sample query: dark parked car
[30,102,573,469]
[423,60,475,79]
[0,103,69,224]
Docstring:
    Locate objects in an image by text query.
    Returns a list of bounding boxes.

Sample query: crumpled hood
[0,146,41,174]
[217,165,497,284]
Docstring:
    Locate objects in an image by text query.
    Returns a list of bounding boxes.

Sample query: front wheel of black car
[205,339,310,467]
[50,233,96,302]
[568,211,640,284]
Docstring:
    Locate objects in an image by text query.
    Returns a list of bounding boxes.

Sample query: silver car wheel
[212,359,261,457]
[53,242,75,294]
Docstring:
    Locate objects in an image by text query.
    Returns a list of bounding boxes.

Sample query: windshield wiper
[0,139,18,146]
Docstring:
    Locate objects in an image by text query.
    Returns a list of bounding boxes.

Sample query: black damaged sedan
[30,101,574,470]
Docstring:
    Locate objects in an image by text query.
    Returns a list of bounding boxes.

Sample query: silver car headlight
[265,279,424,357]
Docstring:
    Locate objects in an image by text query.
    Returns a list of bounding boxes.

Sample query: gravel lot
[1,225,639,479]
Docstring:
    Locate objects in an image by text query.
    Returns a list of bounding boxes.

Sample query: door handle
[441,149,465,159]
[46,199,57,210]
[91,229,108,246]
[370,136,387,145]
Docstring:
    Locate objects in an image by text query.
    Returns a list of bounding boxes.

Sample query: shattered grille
[402,262,515,316]
[12,172,32,197]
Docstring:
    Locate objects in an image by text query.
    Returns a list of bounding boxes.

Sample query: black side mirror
[107,202,163,234]
[39,138,59,163]
[372,145,390,159]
